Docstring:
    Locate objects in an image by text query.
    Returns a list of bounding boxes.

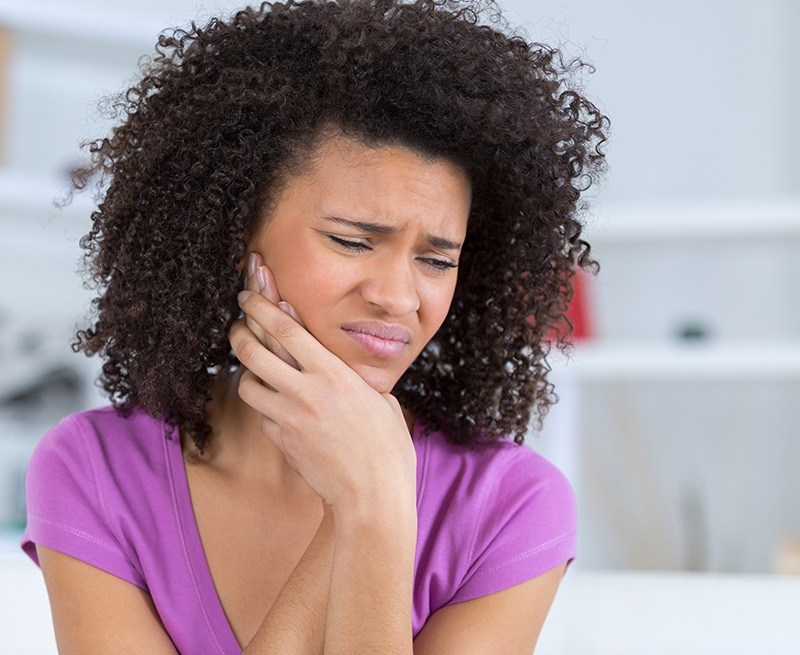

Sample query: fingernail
[255,267,267,294]
[247,253,258,277]
[238,290,252,305]
[277,301,294,317]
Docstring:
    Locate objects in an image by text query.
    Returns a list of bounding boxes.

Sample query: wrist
[331,491,417,539]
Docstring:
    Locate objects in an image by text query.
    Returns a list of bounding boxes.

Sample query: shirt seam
[28,514,126,555]
[465,530,576,580]
[163,424,227,655]
[71,415,113,528]
[461,444,540,582]
[416,418,430,514]
[462,460,494,576]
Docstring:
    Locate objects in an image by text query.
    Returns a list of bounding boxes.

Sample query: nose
[360,253,421,316]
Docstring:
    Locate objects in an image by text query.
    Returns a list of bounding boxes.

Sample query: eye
[421,258,458,272]
[328,235,370,251]
[327,235,458,273]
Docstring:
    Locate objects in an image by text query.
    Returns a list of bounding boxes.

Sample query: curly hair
[68,0,608,454]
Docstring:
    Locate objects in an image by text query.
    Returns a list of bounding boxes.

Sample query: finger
[238,370,295,464]
[262,265,306,328]
[237,368,285,419]
[259,265,301,369]
[247,257,299,370]
[260,264,308,329]
[237,290,335,375]
[277,301,304,327]
[229,315,304,394]
[229,317,278,392]
[245,253,269,345]
[259,263,281,304]
[257,411,301,473]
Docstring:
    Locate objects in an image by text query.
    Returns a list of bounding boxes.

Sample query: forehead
[291,133,472,235]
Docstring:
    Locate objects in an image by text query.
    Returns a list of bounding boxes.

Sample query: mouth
[342,328,409,359]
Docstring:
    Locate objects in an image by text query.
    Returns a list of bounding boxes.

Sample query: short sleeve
[19,415,147,590]
[448,448,577,605]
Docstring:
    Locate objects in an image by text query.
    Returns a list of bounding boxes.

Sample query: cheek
[271,254,348,334]
[267,241,329,303]
[421,284,457,331]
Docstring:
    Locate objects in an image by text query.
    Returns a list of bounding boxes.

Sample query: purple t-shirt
[20,405,576,653]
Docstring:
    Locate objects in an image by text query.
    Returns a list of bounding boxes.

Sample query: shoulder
[21,405,167,588]
[24,404,172,535]
[413,417,576,615]
[29,404,173,512]
[415,416,575,522]
[31,404,168,473]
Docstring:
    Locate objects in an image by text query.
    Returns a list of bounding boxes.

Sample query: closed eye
[327,235,370,252]
[327,235,458,272]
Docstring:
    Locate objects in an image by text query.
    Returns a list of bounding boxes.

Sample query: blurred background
[0,0,798,653]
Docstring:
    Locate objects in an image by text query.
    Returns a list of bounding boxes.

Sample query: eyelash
[327,236,458,272]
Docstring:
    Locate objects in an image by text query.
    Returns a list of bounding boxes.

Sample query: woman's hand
[243,252,304,372]
[229,268,417,521]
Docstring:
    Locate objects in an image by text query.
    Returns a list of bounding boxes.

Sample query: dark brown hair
[69,0,608,453]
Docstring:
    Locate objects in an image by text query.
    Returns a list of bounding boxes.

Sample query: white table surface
[2,546,799,655]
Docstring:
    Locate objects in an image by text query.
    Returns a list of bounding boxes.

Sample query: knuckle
[275,316,296,340]
[237,339,259,365]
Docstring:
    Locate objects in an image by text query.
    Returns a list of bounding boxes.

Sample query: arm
[242,501,335,654]
[36,505,335,655]
[231,282,421,654]
[323,501,417,655]
[318,501,565,655]
[412,563,567,655]
[36,545,180,655]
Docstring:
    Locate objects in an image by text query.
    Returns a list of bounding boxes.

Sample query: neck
[183,369,308,494]
[183,369,415,494]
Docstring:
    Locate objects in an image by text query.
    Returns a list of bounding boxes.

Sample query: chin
[350,365,401,394]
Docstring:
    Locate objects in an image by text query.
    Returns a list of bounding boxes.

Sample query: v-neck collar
[164,416,425,654]
[164,423,242,654]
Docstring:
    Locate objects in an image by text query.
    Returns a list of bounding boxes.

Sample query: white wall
[503,0,799,204]
[4,0,798,203]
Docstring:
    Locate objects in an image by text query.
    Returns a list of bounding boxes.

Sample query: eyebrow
[320,216,463,251]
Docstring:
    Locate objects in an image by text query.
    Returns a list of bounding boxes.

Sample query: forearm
[323,500,417,655]
[242,502,335,655]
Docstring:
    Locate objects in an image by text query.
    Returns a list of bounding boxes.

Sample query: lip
[341,321,412,359]
[340,321,412,343]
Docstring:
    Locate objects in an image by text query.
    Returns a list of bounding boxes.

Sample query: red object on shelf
[539,265,594,343]
[566,266,593,341]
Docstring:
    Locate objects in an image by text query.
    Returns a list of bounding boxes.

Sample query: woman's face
[245,133,471,393]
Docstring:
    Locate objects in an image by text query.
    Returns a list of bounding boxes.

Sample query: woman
[20,0,607,653]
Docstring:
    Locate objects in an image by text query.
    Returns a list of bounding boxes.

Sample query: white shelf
[550,339,800,381]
